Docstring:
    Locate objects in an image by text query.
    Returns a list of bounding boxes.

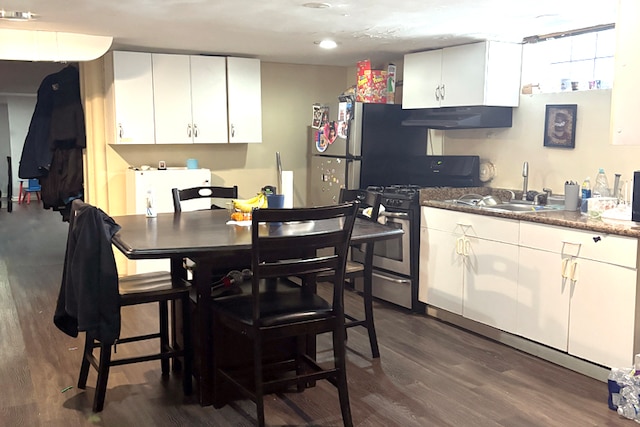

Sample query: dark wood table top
[111,209,402,260]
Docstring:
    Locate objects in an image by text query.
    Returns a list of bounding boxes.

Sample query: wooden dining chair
[319,188,382,358]
[54,200,192,412]
[211,202,358,427]
[171,185,238,212]
[172,185,240,279]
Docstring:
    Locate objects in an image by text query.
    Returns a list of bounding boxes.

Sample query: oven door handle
[380,211,409,219]
[372,270,412,284]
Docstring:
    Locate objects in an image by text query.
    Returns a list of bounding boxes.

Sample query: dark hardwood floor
[0,202,628,426]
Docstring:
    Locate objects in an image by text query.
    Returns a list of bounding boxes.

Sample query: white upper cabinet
[153,54,228,144]
[611,0,640,145]
[104,51,155,144]
[403,41,522,109]
[403,49,443,109]
[227,57,262,144]
[190,56,229,144]
[106,51,261,144]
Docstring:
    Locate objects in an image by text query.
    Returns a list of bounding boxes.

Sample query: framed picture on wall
[543,104,577,148]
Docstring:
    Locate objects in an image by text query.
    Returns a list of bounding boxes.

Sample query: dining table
[111,208,403,406]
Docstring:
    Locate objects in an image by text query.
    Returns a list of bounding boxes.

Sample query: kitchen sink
[442,198,561,214]
[483,203,558,213]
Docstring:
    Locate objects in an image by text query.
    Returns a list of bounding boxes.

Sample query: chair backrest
[339,188,381,222]
[172,185,238,212]
[250,202,358,322]
[26,178,41,191]
[55,199,122,344]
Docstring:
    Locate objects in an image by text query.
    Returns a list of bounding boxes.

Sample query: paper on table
[226,220,252,226]
[282,170,293,208]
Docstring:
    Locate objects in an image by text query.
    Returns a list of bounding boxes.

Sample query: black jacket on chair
[54,200,121,344]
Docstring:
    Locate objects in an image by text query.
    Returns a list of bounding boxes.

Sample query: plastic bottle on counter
[580,177,591,213]
[593,168,610,197]
[145,188,156,218]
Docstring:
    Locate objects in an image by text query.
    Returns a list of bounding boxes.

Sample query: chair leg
[93,343,113,412]
[254,336,265,427]
[332,328,353,427]
[77,333,93,389]
[159,300,170,375]
[363,277,380,358]
[18,181,23,204]
[295,335,306,392]
[181,293,193,396]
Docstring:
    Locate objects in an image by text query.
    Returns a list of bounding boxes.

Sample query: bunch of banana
[232,193,267,213]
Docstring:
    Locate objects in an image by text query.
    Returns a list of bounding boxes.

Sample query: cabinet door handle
[435,85,440,101]
[193,124,198,138]
[440,84,445,100]
[570,260,578,282]
[561,257,570,278]
[455,237,463,255]
[187,124,192,137]
[463,237,471,257]
[118,123,123,139]
[230,123,235,138]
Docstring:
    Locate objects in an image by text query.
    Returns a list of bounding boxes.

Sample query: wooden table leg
[193,258,214,406]
[170,257,187,372]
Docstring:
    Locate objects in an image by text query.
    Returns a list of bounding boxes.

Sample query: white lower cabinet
[419,226,464,315]
[518,222,638,368]
[421,208,640,368]
[516,246,570,351]
[420,207,519,333]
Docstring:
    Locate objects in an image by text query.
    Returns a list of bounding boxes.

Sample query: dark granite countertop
[420,187,640,239]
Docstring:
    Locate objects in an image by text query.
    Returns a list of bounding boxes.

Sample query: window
[521,26,615,93]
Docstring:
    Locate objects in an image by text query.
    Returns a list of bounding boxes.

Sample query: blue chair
[19,178,41,204]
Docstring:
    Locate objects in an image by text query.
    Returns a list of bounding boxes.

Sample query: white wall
[0,60,66,203]
[0,104,9,196]
[104,61,349,213]
[7,96,37,197]
[0,95,37,200]
[443,88,640,196]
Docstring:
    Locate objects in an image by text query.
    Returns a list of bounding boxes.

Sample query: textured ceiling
[0,0,618,67]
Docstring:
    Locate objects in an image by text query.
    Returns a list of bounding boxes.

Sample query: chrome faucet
[522,161,529,200]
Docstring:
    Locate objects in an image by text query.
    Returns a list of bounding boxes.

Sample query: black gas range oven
[353,155,480,313]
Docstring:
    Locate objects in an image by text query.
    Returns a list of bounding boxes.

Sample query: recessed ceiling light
[317,39,337,49]
[0,10,37,21]
[303,2,331,9]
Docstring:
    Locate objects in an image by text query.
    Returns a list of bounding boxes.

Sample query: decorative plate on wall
[479,161,496,182]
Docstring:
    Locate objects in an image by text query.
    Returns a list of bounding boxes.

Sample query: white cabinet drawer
[421,207,518,244]
[520,222,637,268]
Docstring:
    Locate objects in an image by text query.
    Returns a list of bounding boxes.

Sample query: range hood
[401,106,512,130]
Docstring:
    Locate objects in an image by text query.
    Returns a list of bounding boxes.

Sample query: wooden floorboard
[0,202,630,426]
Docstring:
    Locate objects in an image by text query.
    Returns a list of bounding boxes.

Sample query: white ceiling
[0,0,618,67]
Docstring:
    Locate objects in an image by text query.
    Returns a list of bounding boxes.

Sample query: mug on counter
[564,183,580,211]
[186,158,198,169]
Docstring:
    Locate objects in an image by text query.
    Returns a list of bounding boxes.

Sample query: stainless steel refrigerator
[308,101,428,206]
